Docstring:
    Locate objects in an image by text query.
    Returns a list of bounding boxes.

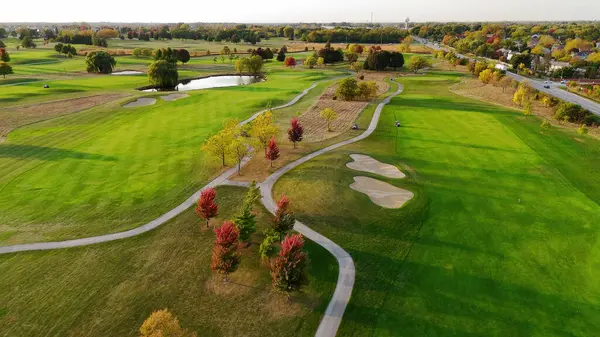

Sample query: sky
[1,0,599,23]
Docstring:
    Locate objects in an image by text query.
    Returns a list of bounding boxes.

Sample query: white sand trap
[349,176,413,208]
[123,97,156,108]
[346,154,405,179]
[161,93,189,101]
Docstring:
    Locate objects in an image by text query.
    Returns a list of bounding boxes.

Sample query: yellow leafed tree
[140,309,196,337]
[320,108,338,132]
[202,119,237,166]
[250,110,279,156]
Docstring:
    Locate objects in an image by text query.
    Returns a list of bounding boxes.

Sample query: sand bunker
[161,93,189,101]
[346,154,405,179]
[123,97,156,108]
[349,176,413,208]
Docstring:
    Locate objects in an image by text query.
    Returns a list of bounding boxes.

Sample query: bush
[578,124,589,135]
[357,81,378,100]
[554,102,597,125]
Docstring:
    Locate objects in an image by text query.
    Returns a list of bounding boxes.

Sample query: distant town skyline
[1,0,598,23]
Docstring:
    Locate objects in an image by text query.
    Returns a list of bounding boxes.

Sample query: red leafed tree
[270,233,309,296]
[195,188,218,227]
[211,221,241,282]
[284,56,296,67]
[265,136,280,167]
[273,194,295,235]
[287,117,304,148]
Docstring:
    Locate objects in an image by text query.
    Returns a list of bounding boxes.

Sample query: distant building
[495,64,509,71]
[549,61,570,71]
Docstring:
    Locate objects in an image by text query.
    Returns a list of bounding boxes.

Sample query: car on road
[544,85,551,89]
[561,80,567,84]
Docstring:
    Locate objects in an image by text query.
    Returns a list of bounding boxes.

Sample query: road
[414,36,600,117]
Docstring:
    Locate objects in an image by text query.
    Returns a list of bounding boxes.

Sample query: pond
[112,70,145,75]
[140,75,263,92]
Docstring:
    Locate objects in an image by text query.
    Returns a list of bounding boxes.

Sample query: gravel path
[259,81,404,337]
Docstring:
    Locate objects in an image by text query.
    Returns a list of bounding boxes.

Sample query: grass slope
[274,72,600,336]
[0,69,339,244]
[0,186,337,337]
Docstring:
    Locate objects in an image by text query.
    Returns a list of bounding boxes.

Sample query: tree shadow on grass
[0,144,117,162]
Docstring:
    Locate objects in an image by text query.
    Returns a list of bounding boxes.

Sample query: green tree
[148,60,178,89]
[85,51,116,74]
[0,62,13,78]
[409,55,430,73]
[320,108,338,131]
[21,36,36,48]
[336,77,359,100]
[247,55,263,74]
[132,48,143,58]
[345,51,359,63]
[54,43,63,55]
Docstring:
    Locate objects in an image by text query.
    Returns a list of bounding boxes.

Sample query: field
[0,68,341,245]
[274,71,600,336]
[0,185,338,337]
[5,33,600,337]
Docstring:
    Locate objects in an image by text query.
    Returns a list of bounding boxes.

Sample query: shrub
[357,81,378,100]
[578,124,589,135]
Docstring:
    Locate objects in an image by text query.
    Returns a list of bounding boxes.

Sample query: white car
[545,80,552,84]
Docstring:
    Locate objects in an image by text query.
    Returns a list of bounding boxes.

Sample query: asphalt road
[414,36,600,117]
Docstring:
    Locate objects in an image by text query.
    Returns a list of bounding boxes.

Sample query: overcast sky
[1,0,598,23]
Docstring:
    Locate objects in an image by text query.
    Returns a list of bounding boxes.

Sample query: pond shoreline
[136,72,266,92]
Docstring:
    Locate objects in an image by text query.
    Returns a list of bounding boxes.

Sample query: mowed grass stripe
[274,72,600,336]
[0,70,340,244]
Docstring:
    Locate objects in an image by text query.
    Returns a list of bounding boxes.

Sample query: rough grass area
[0,93,129,137]
[274,71,600,336]
[0,186,338,337]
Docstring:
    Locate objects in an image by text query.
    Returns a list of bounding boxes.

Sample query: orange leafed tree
[195,188,218,227]
[211,221,241,281]
[265,136,280,167]
[284,56,296,67]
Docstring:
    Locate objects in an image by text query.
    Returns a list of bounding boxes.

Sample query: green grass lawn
[0,68,342,245]
[0,185,338,337]
[274,71,600,336]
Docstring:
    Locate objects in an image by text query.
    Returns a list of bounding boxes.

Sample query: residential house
[549,61,570,71]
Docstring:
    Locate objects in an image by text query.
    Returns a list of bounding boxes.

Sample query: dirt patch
[346,154,405,179]
[229,143,306,183]
[349,176,413,208]
[161,93,189,101]
[451,78,600,137]
[260,293,304,319]
[300,73,390,142]
[0,94,128,137]
[204,270,260,297]
[123,97,156,108]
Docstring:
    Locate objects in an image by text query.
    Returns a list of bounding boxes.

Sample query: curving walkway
[259,81,404,337]
[0,76,406,337]
[0,81,320,255]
